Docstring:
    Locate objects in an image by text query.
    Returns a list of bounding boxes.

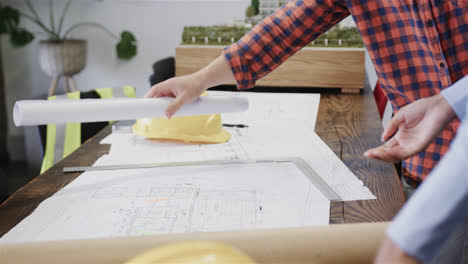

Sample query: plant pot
[39,39,87,77]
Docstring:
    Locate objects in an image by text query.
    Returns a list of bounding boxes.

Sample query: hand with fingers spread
[145,55,236,119]
[364,94,456,163]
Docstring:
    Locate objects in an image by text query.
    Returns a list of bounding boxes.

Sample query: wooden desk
[0,87,405,236]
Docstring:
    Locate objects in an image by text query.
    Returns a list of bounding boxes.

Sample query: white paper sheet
[1,161,330,243]
[210,91,320,130]
[100,123,375,201]
[100,92,374,201]
[13,95,248,126]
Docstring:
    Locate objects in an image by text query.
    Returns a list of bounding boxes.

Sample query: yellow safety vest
[40,86,136,174]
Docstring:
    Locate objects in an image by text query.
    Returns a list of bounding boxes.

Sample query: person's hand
[145,55,236,119]
[364,94,456,163]
[145,74,206,119]
[374,237,421,264]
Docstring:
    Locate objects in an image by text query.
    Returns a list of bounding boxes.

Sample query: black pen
[223,123,249,128]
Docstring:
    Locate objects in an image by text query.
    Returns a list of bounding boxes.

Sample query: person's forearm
[441,74,468,119]
[191,55,235,91]
[432,93,457,125]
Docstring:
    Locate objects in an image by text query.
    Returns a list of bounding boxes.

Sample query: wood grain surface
[176,45,366,89]
[0,86,404,236]
[316,88,405,223]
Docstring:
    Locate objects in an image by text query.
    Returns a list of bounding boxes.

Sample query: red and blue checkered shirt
[223,0,467,187]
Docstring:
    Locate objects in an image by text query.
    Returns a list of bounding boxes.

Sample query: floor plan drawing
[112,184,263,235]
[1,161,329,243]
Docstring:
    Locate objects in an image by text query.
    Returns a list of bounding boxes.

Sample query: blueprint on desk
[101,124,375,201]
[1,92,375,243]
[215,91,321,128]
[1,160,330,243]
[100,92,375,201]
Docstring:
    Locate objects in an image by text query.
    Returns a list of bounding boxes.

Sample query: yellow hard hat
[124,241,256,264]
[132,113,231,144]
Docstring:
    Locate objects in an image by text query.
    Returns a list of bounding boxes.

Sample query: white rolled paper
[13,95,249,126]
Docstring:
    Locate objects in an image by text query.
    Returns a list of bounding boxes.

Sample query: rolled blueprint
[13,95,249,126]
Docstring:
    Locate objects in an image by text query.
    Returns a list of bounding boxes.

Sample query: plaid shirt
[223,0,467,187]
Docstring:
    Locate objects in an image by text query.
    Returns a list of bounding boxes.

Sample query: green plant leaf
[252,0,259,15]
[10,28,34,47]
[0,16,6,34]
[116,31,137,59]
[246,5,255,18]
[0,6,20,34]
[0,7,6,34]
[120,31,136,42]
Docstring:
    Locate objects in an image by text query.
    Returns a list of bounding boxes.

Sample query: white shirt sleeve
[387,108,468,263]
[441,75,468,120]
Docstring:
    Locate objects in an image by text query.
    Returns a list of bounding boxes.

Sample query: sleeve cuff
[222,43,256,90]
[387,220,435,263]
[441,75,468,119]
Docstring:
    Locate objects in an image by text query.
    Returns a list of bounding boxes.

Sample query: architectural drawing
[92,183,263,236]
[1,161,331,243]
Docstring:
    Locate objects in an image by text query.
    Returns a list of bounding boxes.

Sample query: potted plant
[0,0,137,95]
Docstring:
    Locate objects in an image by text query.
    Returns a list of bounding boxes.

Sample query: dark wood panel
[0,87,405,237]
[0,41,9,165]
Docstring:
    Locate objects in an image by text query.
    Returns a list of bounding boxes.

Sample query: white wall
[2,0,250,167]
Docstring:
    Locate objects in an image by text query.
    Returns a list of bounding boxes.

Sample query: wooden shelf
[176,45,365,93]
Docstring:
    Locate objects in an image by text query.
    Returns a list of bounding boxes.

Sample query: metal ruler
[63,158,341,201]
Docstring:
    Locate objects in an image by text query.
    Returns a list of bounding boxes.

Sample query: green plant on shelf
[181,24,363,48]
[246,0,259,18]
[182,26,249,45]
[0,0,137,59]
